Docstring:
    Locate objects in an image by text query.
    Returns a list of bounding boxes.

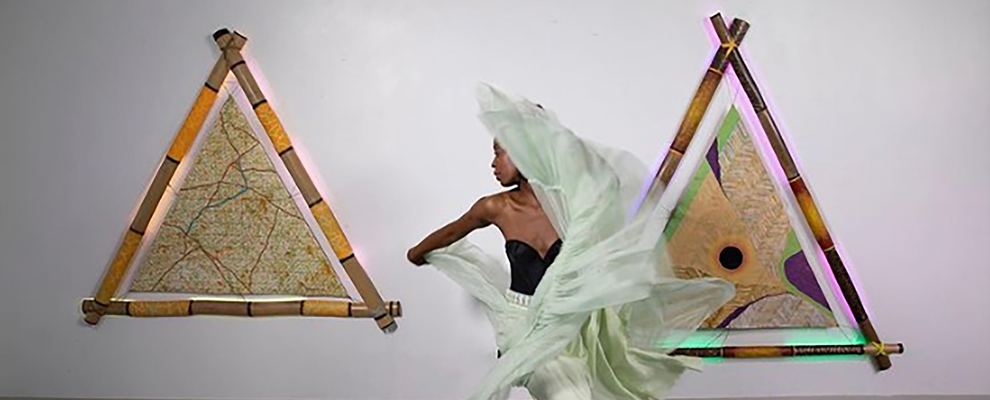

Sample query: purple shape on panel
[784,251,831,310]
[716,293,777,328]
[707,140,721,185]
[717,301,750,328]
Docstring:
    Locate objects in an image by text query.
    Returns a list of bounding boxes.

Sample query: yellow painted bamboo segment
[253,102,293,155]
[92,230,143,307]
[281,149,322,206]
[129,300,190,317]
[670,71,723,155]
[727,346,787,358]
[167,86,218,161]
[310,202,354,260]
[302,300,350,317]
[791,178,834,250]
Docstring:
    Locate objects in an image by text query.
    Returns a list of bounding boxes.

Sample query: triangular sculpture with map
[82,29,399,333]
[639,14,902,370]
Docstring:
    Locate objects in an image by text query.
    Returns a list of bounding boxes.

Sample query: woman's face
[492,141,521,187]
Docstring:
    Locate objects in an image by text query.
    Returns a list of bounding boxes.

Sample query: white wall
[1,0,987,399]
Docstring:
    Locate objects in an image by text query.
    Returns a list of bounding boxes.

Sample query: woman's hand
[407,247,427,266]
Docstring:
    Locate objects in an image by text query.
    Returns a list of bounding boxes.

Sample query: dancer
[409,84,735,400]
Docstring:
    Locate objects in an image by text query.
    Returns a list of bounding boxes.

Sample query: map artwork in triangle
[129,96,348,297]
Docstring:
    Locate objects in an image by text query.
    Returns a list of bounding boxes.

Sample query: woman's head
[492,140,523,187]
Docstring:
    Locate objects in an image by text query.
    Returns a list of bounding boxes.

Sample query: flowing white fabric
[425,84,735,400]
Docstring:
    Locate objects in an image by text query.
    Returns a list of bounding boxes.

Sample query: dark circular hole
[719,246,744,270]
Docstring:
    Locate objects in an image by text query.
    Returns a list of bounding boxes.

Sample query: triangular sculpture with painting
[638,14,902,370]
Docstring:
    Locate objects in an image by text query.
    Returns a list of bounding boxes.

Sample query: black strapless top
[505,238,563,296]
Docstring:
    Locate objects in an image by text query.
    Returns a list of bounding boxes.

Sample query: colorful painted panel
[130,97,347,297]
[664,106,836,329]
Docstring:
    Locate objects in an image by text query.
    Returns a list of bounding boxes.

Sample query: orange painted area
[94,229,143,303]
[254,102,293,154]
[667,172,772,327]
[129,300,190,317]
[727,346,788,358]
[790,178,834,250]
[167,87,217,161]
[676,75,721,146]
[311,202,354,260]
[302,300,349,317]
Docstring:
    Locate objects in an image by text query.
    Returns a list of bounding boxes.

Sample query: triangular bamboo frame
[651,14,902,370]
[81,29,399,333]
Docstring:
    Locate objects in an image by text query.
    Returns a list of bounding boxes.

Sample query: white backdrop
[1,1,988,399]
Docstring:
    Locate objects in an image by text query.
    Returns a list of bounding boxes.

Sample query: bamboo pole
[212,29,397,333]
[81,299,402,319]
[83,52,235,326]
[639,14,749,209]
[710,16,892,370]
[671,343,903,359]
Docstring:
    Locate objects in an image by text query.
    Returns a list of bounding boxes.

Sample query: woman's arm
[407,196,499,265]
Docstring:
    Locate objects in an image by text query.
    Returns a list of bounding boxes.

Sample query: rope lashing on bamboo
[720,39,738,54]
